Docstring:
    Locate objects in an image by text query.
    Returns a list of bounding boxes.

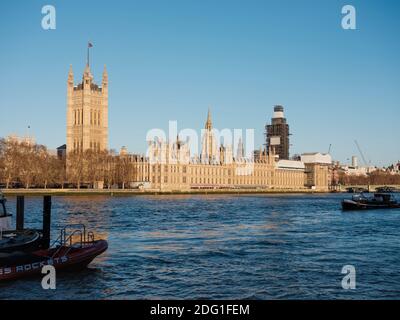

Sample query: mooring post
[42,195,52,249]
[16,196,25,231]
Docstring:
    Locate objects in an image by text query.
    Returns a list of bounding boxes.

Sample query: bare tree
[66,151,84,189]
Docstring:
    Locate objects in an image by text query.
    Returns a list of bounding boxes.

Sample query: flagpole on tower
[87,42,93,66]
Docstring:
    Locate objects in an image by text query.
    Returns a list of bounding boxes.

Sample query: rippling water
[1,194,400,299]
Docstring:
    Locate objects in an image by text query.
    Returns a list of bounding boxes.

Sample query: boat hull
[0,240,108,281]
[342,199,400,211]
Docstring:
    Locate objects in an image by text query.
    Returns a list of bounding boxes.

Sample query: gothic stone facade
[124,111,330,192]
[120,151,329,192]
[64,61,330,191]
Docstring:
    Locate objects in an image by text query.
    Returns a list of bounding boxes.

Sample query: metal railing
[50,224,96,258]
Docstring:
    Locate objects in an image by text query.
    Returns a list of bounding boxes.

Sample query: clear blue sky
[0,0,399,166]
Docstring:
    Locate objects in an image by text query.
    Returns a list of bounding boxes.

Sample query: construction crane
[354,140,369,167]
[327,144,332,154]
[354,140,372,191]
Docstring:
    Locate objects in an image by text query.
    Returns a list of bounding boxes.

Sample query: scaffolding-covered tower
[265,105,290,160]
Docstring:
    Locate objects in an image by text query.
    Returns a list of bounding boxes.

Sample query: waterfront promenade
[2,185,400,196]
[2,188,319,196]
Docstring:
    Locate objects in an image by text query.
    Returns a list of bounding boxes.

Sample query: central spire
[205,107,212,130]
[201,108,217,164]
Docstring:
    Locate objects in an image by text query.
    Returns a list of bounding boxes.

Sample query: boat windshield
[0,201,6,217]
[352,194,367,201]
[0,195,6,217]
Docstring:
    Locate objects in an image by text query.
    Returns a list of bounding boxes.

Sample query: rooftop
[277,159,305,170]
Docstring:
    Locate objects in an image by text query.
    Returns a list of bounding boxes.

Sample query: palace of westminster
[66,60,331,192]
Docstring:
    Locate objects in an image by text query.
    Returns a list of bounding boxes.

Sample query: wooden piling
[16,196,25,231]
[42,195,52,249]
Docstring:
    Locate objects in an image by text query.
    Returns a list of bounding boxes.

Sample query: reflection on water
[1,194,400,299]
[57,196,110,242]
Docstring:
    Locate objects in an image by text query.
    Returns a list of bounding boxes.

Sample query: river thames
[1,194,399,299]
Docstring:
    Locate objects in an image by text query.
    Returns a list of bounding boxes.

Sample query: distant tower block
[265,105,290,160]
[66,62,108,154]
[352,156,358,168]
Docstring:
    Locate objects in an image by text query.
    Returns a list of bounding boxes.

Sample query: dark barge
[342,193,400,211]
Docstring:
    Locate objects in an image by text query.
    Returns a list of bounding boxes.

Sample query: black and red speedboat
[0,194,108,282]
[0,225,108,281]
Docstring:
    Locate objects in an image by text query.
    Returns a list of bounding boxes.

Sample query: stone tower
[66,62,108,154]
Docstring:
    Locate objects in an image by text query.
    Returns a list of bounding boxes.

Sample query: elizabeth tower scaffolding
[265,105,290,160]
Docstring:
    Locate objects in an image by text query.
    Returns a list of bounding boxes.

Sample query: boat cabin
[373,193,393,203]
[343,192,399,211]
[351,193,395,204]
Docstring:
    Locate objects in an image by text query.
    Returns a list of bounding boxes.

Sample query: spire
[84,63,92,77]
[237,137,244,159]
[205,107,212,130]
[83,63,93,81]
[68,64,74,84]
[102,64,108,83]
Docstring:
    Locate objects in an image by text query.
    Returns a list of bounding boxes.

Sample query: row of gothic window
[73,109,101,126]
[73,140,101,151]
